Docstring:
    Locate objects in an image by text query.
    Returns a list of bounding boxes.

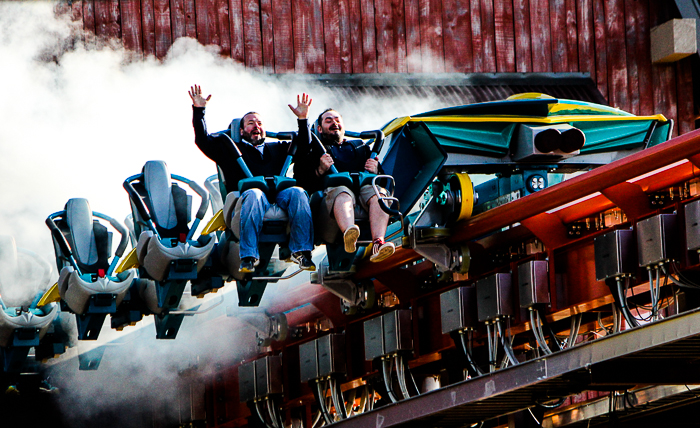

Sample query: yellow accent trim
[382,116,412,136]
[201,210,227,235]
[36,282,61,307]
[404,114,668,124]
[453,173,474,222]
[361,244,373,260]
[115,248,139,274]
[547,103,632,116]
[506,93,555,100]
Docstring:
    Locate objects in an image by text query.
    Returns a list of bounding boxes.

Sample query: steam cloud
[0,1,443,424]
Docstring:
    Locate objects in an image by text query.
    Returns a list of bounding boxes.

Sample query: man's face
[320,111,344,143]
[240,113,265,145]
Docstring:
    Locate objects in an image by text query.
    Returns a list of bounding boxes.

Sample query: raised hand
[288,93,313,119]
[188,84,211,107]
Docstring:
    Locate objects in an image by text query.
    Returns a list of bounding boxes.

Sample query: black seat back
[51,198,111,274]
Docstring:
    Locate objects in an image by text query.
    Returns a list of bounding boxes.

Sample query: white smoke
[0,2,440,266]
[0,1,444,423]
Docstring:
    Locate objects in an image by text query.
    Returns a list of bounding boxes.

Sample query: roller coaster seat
[312,172,392,244]
[0,236,59,369]
[127,161,215,283]
[49,198,134,315]
[226,190,291,242]
[216,184,297,280]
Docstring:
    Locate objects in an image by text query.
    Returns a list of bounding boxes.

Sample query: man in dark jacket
[296,108,395,263]
[189,85,315,273]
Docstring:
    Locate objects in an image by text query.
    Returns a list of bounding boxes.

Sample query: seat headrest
[143,161,178,229]
[228,118,242,143]
[65,198,98,266]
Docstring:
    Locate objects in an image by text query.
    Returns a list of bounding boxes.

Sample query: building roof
[265,72,608,107]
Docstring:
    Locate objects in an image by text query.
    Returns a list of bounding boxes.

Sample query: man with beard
[295,108,395,263]
[189,84,315,273]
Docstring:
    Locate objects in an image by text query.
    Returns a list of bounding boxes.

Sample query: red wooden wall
[60,0,697,135]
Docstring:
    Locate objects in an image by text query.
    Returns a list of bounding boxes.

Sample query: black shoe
[291,251,316,271]
[239,257,259,273]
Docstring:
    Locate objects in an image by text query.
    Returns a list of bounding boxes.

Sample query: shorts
[317,184,389,243]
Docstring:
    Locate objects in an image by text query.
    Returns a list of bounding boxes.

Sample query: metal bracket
[414,243,469,273]
[312,256,374,311]
[233,309,289,347]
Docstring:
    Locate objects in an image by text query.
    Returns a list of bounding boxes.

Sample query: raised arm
[289,93,313,156]
[190,84,230,163]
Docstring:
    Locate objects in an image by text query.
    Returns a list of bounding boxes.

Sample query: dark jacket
[193,106,311,193]
[294,136,380,194]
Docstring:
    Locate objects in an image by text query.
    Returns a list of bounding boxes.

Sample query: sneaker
[291,251,316,271]
[370,239,395,263]
[239,257,259,273]
[343,225,360,253]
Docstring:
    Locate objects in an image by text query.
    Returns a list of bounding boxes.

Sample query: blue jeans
[238,187,313,259]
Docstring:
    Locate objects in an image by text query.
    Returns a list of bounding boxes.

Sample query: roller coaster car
[381,93,671,274]
[45,198,135,341]
[0,236,62,373]
[200,121,303,307]
[308,130,416,314]
[122,160,216,338]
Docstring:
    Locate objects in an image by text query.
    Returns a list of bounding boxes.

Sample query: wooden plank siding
[242,0,263,70]
[512,0,532,72]
[228,0,245,64]
[66,0,696,133]
[259,0,275,72]
[271,0,294,73]
[141,0,156,57]
[120,0,143,55]
[494,0,515,72]
[442,0,472,73]
[419,0,445,73]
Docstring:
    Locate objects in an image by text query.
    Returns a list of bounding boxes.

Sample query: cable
[329,378,347,419]
[497,320,520,366]
[536,397,565,409]
[566,314,582,348]
[314,380,334,425]
[655,266,661,320]
[534,311,551,353]
[538,309,563,351]
[612,305,620,333]
[671,261,700,288]
[665,263,700,290]
[615,277,639,328]
[628,276,654,322]
[486,323,496,372]
[311,408,324,428]
[527,408,542,426]
[255,400,277,428]
[345,388,356,417]
[395,354,411,399]
[266,398,283,428]
[459,331,485,376]
[382,358,399,403]
[399,356,421,396]
[358,385,368,414]
[529,309,551,354]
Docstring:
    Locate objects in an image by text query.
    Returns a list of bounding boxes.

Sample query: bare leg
[368,195,389,240]
[333,193,355,232]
